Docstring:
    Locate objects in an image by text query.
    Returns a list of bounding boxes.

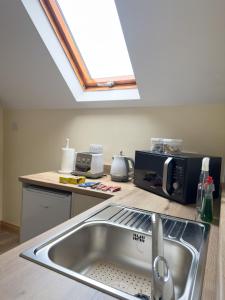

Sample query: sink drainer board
[21,204,210,300]
[84,260,151,298]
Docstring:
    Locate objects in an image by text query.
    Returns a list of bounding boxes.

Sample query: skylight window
[40,0,136,90]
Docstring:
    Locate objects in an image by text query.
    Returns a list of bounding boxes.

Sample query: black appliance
[134,151,221,204]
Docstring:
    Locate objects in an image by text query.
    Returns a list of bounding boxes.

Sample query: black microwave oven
[134,151,221,204]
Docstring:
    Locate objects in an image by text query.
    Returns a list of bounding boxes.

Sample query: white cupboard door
[20,186,71,242]
[71,193,109,217]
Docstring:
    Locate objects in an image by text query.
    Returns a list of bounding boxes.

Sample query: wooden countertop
[19,171,134,199]
[0,172,223,300]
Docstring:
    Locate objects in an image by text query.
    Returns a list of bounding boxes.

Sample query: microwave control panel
[170,162,185,197]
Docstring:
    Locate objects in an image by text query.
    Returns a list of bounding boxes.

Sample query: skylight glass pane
[57,0,134,79]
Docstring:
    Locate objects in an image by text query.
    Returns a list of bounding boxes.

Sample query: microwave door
[142,157,165,189]
[139,155,173,192]
[134,152,176,197]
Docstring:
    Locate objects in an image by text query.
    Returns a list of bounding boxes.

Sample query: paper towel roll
[58,138,75,174]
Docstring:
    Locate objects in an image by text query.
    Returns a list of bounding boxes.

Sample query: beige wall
[3,104,225,225]
[0,105,3,220]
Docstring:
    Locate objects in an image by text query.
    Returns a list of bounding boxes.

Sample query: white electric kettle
[110,151,135,182]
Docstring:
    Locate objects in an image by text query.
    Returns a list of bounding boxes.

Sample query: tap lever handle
[153,256,175,300]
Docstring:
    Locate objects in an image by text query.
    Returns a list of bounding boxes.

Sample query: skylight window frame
[40,0,136,91]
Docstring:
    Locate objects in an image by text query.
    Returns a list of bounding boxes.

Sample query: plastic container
[151,138,183,154]
[89,144,103,154]
[200,176,214,223]
[151,138,164,153]
[196,157,210,214]
[163,139,183,154]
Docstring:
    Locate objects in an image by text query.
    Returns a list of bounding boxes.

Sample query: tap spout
[151,213,175,300]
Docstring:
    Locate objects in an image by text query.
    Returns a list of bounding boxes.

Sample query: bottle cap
[202,157,210,171]
[206,176,213,184]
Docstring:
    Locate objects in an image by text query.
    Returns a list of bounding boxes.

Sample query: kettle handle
[125,157,135,179]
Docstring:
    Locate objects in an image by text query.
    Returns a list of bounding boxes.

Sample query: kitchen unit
[20,185,71,242]
[19,172,117,242]
[0,171,223,300]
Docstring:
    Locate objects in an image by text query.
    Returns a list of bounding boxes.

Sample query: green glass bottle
[200,176,214,223]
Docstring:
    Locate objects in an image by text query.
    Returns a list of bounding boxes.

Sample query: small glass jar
[163,139,183,154]
[151,138,164,153]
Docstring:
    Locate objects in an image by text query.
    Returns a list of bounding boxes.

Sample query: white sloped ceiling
[115,0,225,105]
[0,0,225,108]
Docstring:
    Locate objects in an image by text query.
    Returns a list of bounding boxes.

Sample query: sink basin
[21,205,210,300]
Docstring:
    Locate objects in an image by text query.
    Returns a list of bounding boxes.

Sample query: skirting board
[0,221,20,234]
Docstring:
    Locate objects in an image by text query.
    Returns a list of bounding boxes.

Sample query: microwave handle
[162,157,173,196]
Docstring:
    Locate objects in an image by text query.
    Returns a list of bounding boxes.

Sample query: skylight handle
[96,81,115,88]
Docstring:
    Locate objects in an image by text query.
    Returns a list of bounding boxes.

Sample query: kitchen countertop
[0,172,223,300]
[19,171,134,199]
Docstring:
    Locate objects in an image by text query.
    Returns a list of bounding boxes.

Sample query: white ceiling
[0,0,80,109]
[116,0,225,105]
[0,0,225,109]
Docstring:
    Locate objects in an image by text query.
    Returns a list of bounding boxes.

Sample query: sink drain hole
[134,293,150,300]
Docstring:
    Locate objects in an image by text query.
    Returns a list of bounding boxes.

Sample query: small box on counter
[59,175,86,185]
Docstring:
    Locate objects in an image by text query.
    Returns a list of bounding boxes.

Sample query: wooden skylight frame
[40,0,136,91]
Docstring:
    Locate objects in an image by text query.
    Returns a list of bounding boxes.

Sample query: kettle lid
[112,150,124,159]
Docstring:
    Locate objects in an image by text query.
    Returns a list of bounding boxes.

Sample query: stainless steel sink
[21,205,210,300]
